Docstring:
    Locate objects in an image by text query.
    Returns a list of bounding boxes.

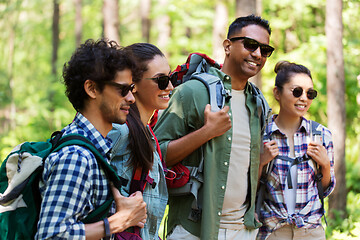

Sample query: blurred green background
[0,0,359,238]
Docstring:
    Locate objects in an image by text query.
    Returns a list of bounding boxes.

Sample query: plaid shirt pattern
[36,112,113,240]
[257,115,335,240]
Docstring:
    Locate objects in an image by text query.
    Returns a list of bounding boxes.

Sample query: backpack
[0,131,127,240]
[256,120,327,224]
[165,52,272,222]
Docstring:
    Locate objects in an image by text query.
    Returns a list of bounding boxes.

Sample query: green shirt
[154,67,262,239]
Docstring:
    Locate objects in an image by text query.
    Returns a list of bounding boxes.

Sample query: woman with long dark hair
[257,61,335,240]
[108,43,174,239]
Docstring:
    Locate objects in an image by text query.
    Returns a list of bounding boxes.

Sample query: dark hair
[227,14,271,39]
[124,43,165,173]
[124,43,165,80]
[62,38,139,111]
[274,61,313,89]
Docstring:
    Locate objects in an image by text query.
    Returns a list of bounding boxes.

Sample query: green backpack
[0,131,126,240]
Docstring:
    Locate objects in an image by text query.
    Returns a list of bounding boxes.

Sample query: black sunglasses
[292,87,317,100]
[146,75,176,90]
[229,36,275,57]
[106,82,135,97]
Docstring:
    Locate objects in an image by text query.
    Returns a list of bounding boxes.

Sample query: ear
[273,87,280,101]
[132,83,138,94]
[223,39,231,56]
[84,79,97,99]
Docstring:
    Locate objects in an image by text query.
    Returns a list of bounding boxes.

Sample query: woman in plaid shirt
[257,61,335,240]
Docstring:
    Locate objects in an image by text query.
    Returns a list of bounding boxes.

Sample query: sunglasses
[229,36,275,57]
[291,86,317,100]
[146,75,176,90]
[106,82,135,97]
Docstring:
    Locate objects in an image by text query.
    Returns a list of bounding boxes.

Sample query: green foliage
[0,0,359,238]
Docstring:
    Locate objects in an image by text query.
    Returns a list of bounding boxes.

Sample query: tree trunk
[156,0,170,58]
[103,0,120,44]
[236,0,263,89]
[74,0,82,47]
[235,0,262,17]
[48,0,60,119]
[8,25,16,131]
[140,0,151,42]
[212,0,228,63]
[326,0,347,220]
[52,0,59,77]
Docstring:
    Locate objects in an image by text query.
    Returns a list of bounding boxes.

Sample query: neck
[275,112,302,135]
[81,107,112,138]
[135,102,154,127]
[221,59,249,90]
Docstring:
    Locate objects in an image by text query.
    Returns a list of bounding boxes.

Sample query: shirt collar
[268,115,308,137]
[72,112,113,159]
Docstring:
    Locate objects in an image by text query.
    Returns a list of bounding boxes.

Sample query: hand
[307,142,330,169]
[260,140,278,169]
[108,185,147,233]
[203,104,231,139]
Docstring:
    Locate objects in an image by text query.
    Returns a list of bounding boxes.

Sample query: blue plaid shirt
[36,112,113,240]
[257,115,335,240]
[108,123,168,240]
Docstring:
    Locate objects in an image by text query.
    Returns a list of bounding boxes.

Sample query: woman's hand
[260,140,279,169]
[307,142,330,169]
[307,142,331,189]
[259,140,279,180]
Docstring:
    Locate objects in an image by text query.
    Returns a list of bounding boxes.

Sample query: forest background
[0,0,359,239]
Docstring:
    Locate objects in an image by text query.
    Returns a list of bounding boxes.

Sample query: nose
[250,46,262,59]
[299,91,307,100]
[166,81,174,91]
[125,91,135,104]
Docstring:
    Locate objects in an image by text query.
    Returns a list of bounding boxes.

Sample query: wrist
[199,124,215,141]
[108,214,127,234]
[103,218,111,240]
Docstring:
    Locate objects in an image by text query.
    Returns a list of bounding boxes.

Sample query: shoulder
[108,123,129,143]
[47,145,96,168]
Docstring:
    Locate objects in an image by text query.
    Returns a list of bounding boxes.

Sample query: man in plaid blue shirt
[36,39,147,240]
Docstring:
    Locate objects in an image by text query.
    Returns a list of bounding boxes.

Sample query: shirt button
[224,162,228,166]
[229,113,232,117]
[228,137,231,141]
[225,76,230,80]
[221,186,225,190]
[218,212,221,216]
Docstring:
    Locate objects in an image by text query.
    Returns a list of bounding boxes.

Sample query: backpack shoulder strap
[52,133,128,190]
[192,72,224,112]
[249,81,272,136]
[51,133,130,224]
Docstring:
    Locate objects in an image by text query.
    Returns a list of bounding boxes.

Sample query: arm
[37,150,146,240]
[165,104,231,166]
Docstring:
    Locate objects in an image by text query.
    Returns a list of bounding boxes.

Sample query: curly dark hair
[227,14,271,39]
[62,38,140,111]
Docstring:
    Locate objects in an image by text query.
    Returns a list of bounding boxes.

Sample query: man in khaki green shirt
[154,15,274,240]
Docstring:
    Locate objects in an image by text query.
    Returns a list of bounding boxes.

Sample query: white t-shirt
[220,89,251,229]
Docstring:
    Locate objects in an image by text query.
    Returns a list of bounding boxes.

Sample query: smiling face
[133,55,173,116]
[275,73,315,119]
[225,24,270,82]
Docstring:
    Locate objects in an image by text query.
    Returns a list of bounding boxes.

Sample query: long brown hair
[125,43,165,172]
